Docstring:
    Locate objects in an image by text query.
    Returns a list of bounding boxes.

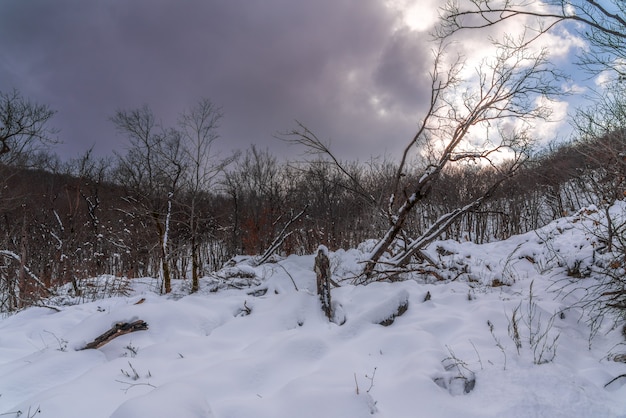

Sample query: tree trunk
[153,212,171,294]
[363,168,436,278]
[191,234,199,293]
[18,216,27,308]
[81,320,149,350]
[314,246,332,320]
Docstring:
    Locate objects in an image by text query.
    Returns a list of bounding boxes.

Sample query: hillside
[1,206,626,417]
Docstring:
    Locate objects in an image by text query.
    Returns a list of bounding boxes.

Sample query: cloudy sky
[0,0,586,161]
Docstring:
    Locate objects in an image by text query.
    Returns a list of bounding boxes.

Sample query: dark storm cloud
[374,28,431,111]
[0,0,436,160]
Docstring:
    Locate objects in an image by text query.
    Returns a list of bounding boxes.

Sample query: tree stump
[314,245,332,320]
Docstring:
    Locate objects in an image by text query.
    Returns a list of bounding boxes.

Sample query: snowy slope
[1,208,626,418]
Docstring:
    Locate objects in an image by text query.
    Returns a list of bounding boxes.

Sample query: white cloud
[385,0,439,32]
[525,97,571,145]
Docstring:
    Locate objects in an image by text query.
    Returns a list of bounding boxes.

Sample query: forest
[0,88,623,313]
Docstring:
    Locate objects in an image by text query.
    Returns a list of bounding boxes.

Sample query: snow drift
[1,208,626,417]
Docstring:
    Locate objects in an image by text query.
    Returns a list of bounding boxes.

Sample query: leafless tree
[178,98,236,293]
[0,89,57,165]
[285,36,562,281]
[112,106,185,294]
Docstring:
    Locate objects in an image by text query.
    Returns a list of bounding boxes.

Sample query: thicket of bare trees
[0,90,620,310]
[0,123,620,311]
[0,90,58,311]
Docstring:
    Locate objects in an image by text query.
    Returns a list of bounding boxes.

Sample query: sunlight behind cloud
[385,0,438,32]
[369,94,389,117]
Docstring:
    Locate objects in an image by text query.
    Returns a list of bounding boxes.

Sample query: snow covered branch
[0,250,51,294]
[253,205,308,266]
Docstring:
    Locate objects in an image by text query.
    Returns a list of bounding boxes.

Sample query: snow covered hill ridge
[1,204,626,417]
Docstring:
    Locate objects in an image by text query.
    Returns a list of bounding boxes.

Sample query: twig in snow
[274,262,299,291]
[115,380,156,394]
[605,373,626,388]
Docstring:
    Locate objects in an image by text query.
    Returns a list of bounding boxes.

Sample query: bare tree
[285,37,561,281]
[178,98,236,293]
[0,89,57,164]
[440,0,626,77]
[112,106,185,294]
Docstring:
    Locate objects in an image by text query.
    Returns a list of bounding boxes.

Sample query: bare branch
[440,0,626,77]
[278,122,378,207]
[0,89,57,165]
[254,205,308,266]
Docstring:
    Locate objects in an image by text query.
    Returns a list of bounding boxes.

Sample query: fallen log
[80,320,148,350]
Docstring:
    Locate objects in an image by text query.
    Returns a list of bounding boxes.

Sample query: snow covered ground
[2,208,626,417]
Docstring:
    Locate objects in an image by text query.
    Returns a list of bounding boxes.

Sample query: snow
[2,209,626,417]
[317,244,329,257]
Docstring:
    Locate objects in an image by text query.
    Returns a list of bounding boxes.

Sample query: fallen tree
[284,35,561,283]
[80,320,149,350]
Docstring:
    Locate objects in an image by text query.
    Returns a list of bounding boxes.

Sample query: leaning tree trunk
[363,167,438,278]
